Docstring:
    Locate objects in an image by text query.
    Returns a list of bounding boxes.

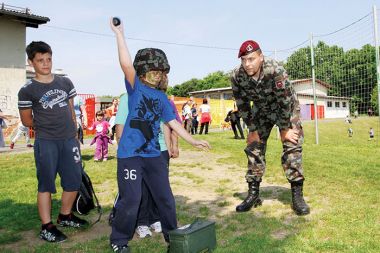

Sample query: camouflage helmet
[133,48,170,76]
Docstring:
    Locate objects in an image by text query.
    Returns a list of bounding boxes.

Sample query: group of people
[16,18,311,253]
[182,97,212,135]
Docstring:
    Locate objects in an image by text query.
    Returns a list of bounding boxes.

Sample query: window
[209,94,220,99]
[327,101,332,107]
[223,93,233,100]
[342,102,347,108]
[335,101,340,108]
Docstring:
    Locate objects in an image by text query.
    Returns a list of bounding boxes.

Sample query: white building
[0,4,49,116]
[189,78,350,120]
[293,79,350,119]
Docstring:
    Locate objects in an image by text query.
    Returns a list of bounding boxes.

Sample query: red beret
[238,40,260,58]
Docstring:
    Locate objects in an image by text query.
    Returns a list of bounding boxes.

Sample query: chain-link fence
[270,6,380,145]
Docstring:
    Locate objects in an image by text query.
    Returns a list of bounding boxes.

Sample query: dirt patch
[271,229,291,240]
[1,230,44,252]
[1,149,306,250]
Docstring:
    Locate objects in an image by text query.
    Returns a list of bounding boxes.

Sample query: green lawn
[0,117,379,252]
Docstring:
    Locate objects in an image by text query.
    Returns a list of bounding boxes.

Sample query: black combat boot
[236,180,262,212]
[291,180,310,215]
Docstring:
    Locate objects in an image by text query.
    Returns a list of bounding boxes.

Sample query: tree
[169,71,230,97]
[285,41,378,114]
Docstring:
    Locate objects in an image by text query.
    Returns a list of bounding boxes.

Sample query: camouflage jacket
[231,57,297,132]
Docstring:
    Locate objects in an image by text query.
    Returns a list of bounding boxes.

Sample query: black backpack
[73,168,102,225]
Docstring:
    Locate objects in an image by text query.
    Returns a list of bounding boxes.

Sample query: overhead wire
[44,11,373,54]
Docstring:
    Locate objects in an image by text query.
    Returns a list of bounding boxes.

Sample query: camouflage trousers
[244,114,305,183]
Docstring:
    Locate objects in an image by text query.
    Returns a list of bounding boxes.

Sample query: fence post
[373,6,380,130]
[310,33,319,144]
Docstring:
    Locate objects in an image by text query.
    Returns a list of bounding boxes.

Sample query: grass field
[0,117,379,252]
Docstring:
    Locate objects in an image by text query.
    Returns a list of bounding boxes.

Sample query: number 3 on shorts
[124,169,137,180]
[72,147,81,163]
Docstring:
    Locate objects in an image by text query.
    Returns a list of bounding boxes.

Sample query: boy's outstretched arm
[167,119,210,151]
[110,18,135,86]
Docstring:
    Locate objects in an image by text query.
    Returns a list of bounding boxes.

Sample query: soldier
[231,40,310,216]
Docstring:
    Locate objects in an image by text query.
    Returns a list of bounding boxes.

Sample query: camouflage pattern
[133,48,170,77]
[231,57,304,183]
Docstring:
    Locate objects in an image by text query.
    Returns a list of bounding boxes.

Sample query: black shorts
[34,138,82,193]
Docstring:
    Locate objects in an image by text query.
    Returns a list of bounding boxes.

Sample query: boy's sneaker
[39,223,67,243]
[135,225,152,238]
[94,158,100,162]
[57,213,89,228]
[10,142,14,149]
[103,158,108,161]
[150,221,162,233]
[111,243,130,253]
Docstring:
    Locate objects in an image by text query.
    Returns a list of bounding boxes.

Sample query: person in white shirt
[199,98,211,134]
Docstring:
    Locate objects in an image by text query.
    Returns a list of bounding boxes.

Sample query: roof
[297,92,350,100]
[292,78,331,89]
[188,78,332,95]
[189,87,231,95]
[0,3,49,28]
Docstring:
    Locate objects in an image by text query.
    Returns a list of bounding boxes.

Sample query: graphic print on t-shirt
[130,94,161,154]
[39,89,68,109]
[96,124,104,133]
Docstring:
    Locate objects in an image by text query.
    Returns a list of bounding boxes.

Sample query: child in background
[106,98,119,142]
[369,127,374,140]
[10,121,33,149]
[348,127,353,137]
[88,110,112,161]
[191,103,198,135]
[0,109,6,148]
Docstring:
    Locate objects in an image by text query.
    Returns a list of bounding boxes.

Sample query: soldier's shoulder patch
[274,73,288,89]
[275,80,285,89]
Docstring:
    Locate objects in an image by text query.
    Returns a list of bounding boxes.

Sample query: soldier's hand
[281,129,299,144]
[247,131,260,144]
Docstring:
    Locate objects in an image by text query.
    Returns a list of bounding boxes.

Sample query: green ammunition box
[168,220,216,253]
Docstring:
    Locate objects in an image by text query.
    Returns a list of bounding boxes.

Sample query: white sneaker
[150,221,162,233]
[135,225,152,238]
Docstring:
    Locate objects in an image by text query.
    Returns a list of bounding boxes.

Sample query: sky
[5,0,380,96]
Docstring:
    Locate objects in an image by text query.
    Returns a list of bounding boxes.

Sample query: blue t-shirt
[117,76,175,158]
[116,93,167,151]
